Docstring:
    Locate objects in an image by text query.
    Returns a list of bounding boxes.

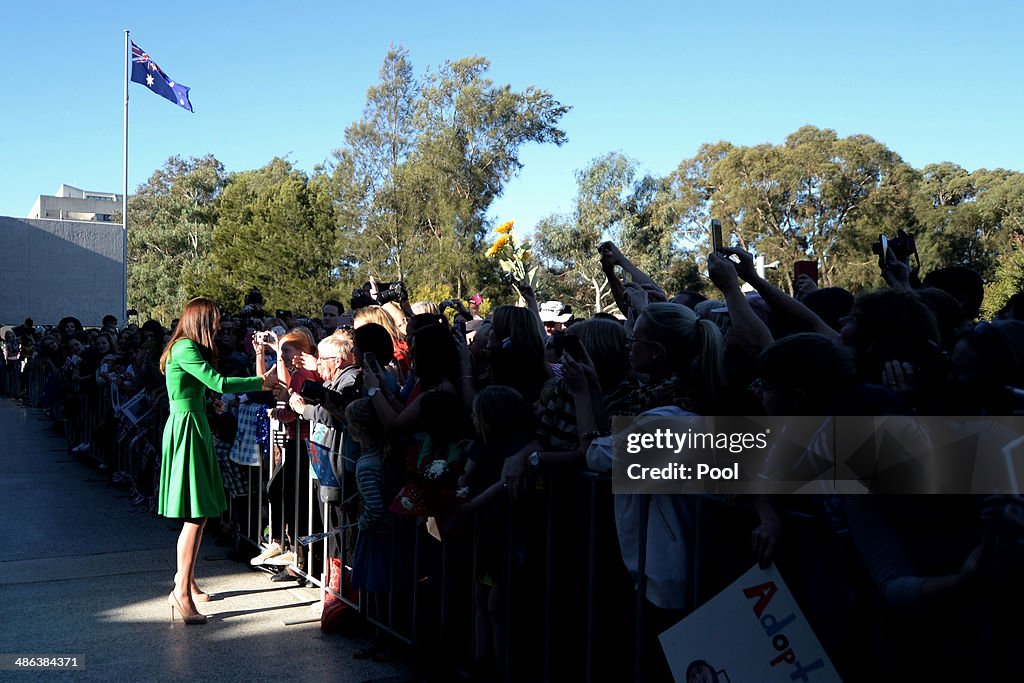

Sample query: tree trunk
[591,275,603,314]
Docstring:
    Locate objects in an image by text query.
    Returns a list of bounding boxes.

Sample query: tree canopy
[533,127,1024,314]
[126,154,226,323]
[201,158,339,315]
[329,46,570,302]
[125,49,1024,324]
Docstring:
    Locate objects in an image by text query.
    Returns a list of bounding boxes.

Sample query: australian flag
[130,41,193,112]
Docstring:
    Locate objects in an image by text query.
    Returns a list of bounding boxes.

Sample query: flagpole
[122,29,129,326]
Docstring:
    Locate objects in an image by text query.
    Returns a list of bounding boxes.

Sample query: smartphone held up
[794,260,819,285]
[711,219,724,253]
[362,351,380,374]
[552,332,584,362]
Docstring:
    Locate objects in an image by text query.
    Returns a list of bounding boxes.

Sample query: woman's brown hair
[94,331,120,355]
[279,329,317,356]
[159,297,221,374]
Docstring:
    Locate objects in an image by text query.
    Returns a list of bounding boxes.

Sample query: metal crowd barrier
[239,416,722,682]
[0,358,21,397]
[7,364,999,681]
[0,372,790,681]
[19,358,165,501]
[23,358,50,406]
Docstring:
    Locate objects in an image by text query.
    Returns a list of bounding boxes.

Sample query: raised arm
[172,340,263,394]
[600,246,629,316]
[518,282,541,317]
[605,241,661,290]
[707,252,774,352]
[722,247,838,339]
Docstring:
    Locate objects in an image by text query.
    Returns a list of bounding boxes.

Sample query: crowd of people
[4,239,1024,681]
[2,313,171,500]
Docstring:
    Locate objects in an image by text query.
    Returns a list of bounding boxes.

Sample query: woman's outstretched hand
[261,367,281,391]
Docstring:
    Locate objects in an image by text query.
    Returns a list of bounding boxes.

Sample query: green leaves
[125,67,1023,324]
[126,155,343,323]
[534,127,1024,310]
[127,155,227,323]
[203,159,340,315]
[329,48,569,301]
[985,235,1024,317]
[682,127,923,291]
[533,152,684,313]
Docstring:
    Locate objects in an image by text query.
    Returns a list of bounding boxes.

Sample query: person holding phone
[570,303,730,680]
[288,332,357,450]
[502,318,636,498]
[158,297,278,624]
[793,260,819,301]
[710,219,724,253]
[598,240,669,318]
[353,305,410,379]
[265,330,319,582]
[362,323,460,433]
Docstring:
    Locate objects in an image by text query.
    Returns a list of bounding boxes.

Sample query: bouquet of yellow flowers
[486,221,537,301]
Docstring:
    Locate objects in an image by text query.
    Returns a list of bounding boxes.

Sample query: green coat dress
[158,339,263,519]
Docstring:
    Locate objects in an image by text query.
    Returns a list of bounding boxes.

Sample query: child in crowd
[345,397,412,662]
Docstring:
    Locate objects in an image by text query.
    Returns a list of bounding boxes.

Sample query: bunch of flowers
[423,458,450,481]
[389,438,465,516]
[485,220,538,301]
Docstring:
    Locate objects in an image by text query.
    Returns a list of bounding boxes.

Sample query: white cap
[539,301,573,324]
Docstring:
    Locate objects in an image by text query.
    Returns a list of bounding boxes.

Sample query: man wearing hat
[539,300,574,336]
[468,294,484,320]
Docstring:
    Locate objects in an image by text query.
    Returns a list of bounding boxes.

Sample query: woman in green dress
[158,297,277,624]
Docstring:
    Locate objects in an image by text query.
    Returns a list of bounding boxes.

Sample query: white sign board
[659,564,842,683]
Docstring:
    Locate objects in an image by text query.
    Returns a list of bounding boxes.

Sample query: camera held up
[872,229,919,269]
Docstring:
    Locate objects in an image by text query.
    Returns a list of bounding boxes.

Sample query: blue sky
[1,1,1021,234]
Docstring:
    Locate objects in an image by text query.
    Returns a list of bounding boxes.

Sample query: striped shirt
[356,448,391,531]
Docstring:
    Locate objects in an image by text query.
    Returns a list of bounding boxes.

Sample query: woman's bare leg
[175,519,203,613]
[189,518,207,592]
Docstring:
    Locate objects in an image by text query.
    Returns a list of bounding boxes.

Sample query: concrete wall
[0,216,123,327]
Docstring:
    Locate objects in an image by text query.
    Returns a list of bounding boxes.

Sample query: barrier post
[633,499,649,683]
[504,503,515,683]
[585,477,598,683]
[543,475,555,682]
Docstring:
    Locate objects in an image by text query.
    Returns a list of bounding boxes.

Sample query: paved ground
[0,399,413,682]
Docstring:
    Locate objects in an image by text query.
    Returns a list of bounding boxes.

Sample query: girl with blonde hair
[354,305,410,377]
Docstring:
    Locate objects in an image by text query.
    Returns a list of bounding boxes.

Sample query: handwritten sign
[659,564,842,683]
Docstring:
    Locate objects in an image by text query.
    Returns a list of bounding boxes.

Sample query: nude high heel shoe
[173,573,213,602]
[167,592,208,625]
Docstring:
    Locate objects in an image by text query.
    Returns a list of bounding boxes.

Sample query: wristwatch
[527,451,541,469]
[367,387,380,397]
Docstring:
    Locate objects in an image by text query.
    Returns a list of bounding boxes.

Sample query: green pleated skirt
[158,409,227,519]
